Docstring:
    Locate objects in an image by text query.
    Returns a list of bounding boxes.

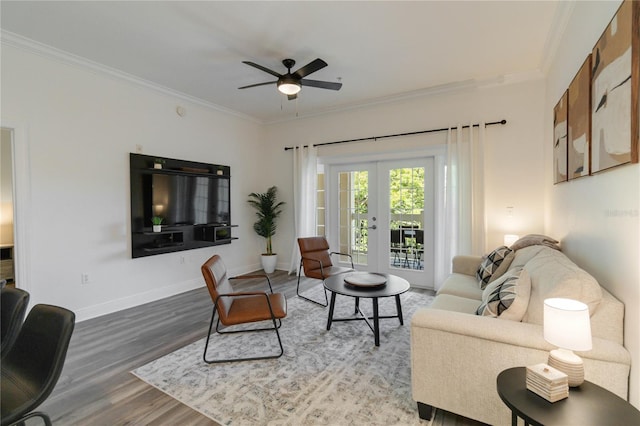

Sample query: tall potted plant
[247,186,285,273]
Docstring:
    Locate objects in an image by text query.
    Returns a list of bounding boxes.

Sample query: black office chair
[1,287,30,359]
[1,304,76,426]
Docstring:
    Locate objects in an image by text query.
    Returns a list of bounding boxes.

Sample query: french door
[327,158,434,287]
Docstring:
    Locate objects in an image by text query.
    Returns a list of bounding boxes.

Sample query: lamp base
[548,348,584,387]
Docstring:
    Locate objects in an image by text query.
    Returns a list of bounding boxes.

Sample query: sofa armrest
[410,308,631,425]
[451,255,483,276]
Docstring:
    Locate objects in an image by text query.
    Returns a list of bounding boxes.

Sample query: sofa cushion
[509,245,548,270]
[521,247,602,324]
[429,294,481,314]
[476,268,531,321]
[437,273,484,300]
[476,246,514,289]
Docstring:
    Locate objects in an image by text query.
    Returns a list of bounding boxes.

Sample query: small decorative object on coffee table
[343,272,386,288]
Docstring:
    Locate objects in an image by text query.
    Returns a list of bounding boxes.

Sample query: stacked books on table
[526,363,569,402]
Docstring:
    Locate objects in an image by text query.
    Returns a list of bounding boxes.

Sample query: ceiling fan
[238,58,342,100]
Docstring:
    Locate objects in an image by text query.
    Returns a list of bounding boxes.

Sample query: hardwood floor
[40,271,315,425]
[35,271,476,425]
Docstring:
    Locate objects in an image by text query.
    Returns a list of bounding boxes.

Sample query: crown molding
[539,1,576,74]
[1,30,261,124]
[265,71,543,125]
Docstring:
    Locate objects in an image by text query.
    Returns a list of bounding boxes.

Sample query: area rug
[132,285,435,425]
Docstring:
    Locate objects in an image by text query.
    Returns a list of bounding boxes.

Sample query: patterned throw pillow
[476,268,531,321]
[476,246,514,289]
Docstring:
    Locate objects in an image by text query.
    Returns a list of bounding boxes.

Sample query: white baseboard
[74,278,204,323]
[74,263,294,323]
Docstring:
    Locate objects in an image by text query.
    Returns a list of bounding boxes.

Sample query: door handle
[368,225,377,230]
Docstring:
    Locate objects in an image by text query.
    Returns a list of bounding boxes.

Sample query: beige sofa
[411,244,631,425]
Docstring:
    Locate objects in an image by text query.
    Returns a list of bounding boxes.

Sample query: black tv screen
[148,174,230,226]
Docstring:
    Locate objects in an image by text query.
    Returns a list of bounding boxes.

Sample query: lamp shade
[543,298,592,351]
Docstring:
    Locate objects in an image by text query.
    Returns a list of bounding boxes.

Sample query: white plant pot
[261,254,277,274]
[152,225,162,232]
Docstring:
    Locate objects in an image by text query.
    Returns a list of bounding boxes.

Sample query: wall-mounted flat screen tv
[148,174,230,226]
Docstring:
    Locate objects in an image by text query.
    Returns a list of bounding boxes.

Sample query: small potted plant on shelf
[153,158,166,169]
[151,216,164,232]
[247,186,285,274]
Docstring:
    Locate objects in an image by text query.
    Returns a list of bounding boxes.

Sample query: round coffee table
[323,272,410,346]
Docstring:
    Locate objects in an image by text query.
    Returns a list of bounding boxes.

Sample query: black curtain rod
[283,119,507,151]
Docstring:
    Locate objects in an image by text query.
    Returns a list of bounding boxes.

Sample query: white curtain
[289,145,318,274]
[434,123,486,290]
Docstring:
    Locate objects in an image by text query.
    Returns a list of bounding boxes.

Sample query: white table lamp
[543,298,592,387]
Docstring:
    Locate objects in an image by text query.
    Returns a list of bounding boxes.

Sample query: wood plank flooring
[35,271,480,425]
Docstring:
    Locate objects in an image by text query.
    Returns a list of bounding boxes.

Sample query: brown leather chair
[297,236,354,306]
[201,255,287,363]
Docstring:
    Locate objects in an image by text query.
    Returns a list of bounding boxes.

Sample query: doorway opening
[1,128,16,287]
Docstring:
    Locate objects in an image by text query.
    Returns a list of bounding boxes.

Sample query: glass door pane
[389,167,425,270]
[338,170,369,266]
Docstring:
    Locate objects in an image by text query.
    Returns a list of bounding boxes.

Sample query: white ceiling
[1,1,562,123]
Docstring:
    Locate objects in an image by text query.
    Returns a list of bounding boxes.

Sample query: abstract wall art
[553,91,568,184]
[568,55,592,180]
[591,0,639,173]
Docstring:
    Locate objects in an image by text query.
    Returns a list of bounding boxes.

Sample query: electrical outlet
[81,273,91,285]
[135,144,143,153]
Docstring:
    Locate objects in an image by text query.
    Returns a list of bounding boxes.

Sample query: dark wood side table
[497,367,640,426]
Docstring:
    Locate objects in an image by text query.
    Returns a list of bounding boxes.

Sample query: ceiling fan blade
[238,81,277,89]
[300,79,342,91]
[242,61,282,78]
[292,58,327,79]
[287,94,297,101]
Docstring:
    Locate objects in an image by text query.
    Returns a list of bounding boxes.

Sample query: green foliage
[347,167,425,253]
[151,216,164,225]
[247,186,285,255]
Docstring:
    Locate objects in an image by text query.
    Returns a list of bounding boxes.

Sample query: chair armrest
[300,256,324,271]
[230,275,274,293]
[451,255,483,276]
[330,251,354,269]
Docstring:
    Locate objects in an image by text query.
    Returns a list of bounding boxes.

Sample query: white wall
[1,45,267,321]
[264,79,547,275]
[544,0,639,407]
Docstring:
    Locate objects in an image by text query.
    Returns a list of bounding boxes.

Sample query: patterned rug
[132,285,435,425]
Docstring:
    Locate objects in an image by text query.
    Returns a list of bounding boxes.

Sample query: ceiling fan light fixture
[277,76,301,95]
